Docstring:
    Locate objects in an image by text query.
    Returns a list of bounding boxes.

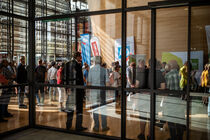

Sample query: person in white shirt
[47,61,57,101]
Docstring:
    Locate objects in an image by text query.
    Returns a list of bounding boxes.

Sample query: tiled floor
[1,92,210,140]
[2,128,104,140]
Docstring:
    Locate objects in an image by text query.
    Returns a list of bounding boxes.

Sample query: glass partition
[0,16,29,133]
[190,6,210,140]
[155,7,188,140]
[126,10,151,140]
[0,86,29,133]
[35,0,121,18]
[0,0,28,17]
[36,87,120,136]
[35,13,122,138]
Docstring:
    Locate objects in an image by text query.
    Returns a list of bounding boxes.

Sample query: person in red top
[0,63,9,122]
[57,62,65,111]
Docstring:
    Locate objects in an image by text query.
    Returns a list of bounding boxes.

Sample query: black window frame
[0,0,210,140]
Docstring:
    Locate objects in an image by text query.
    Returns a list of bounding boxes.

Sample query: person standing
[87,56,110,132]
[201,64,209,93]
[65,52,87,131]
[57,62,65,111]
[179,61,188,100]
[35,59,47,106]
[179,62,188,91]
[47,61,57,102]
[165,60,180,90]
[165,60,184,140]
[1,60,16,117]
[135,59,148,89]
[16,56,27,108]
[126,62,136,88]
[0,63,9,122]
[110,65,121,114]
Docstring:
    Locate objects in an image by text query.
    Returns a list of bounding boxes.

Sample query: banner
[115,36,135,66]
[80,34,91,66]
[205,25,210,62]
[161,51,203,71]
[90,36,100,56]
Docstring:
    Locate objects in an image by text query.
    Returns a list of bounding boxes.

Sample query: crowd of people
[0,53,209,139]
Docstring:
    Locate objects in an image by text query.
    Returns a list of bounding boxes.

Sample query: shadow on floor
[2,128,104,140]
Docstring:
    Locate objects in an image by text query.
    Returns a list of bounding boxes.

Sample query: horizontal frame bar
[36,83,120,90]
[0,11,28,21]
[0,83,28,89]
[125,6,150,12]
[35,9,122,21]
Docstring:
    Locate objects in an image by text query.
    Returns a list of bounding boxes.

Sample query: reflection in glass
[190,6,210,140]
[0,14,29,133]
[35,0,121,17]
[126,10,151,140]
[0,87,29,133]
[155,7,188,140]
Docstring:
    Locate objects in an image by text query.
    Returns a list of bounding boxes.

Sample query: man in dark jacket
[35,59,47,105]
[65,52,87,131]
[16,56,27,109]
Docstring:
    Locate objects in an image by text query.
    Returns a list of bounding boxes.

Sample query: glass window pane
[35,0,121,17]
[190,6,210,140]
[35,13,121,138]
[126,10,151,139]
[0,0,28,16]
[155,7,188,140]
[0,17,29,133]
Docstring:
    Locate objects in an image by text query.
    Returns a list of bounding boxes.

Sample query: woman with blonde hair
[201,64,209,93]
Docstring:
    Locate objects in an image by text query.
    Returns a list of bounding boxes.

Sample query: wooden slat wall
[87,1,210,67]
[156,7,188,62]
[191,6,210,65]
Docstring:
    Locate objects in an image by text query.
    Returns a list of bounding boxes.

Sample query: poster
[161,51,203,71]
[80,34,91,66]
[115,36,135,66]
[90,36,100,56]
[205,25,210,62]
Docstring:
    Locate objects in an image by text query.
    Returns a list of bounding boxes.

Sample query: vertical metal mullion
[121,0,126,139]
[26,22,28,61]
[54,0,56,61]
[70,0,73,55]
[28,0,35,128]
[8,0,11,60]
[45,22,47,61]
[70,19,73,56]
[41,0,44,59]
[45,0,47,61]
[67,20,70,60]
[11,0,14,60]
[75,16,78,52]
[45,0,47,60]
[25,2,28,62]
[150,8,156,140]
[69,0,73,57]
[55,22,57,61]
[186,5,191,140]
